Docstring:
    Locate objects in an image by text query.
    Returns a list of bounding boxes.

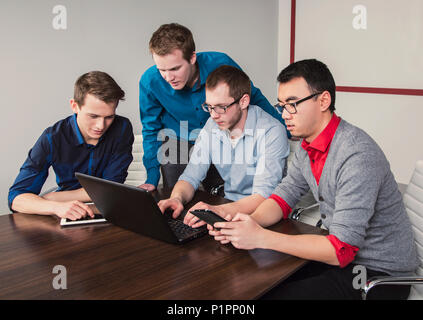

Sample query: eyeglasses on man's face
[274,92,323,114]
[201,96,242,114]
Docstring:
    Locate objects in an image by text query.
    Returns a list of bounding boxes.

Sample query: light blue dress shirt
[178,105,289,201]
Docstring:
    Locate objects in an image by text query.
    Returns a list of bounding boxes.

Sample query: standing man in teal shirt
[139,23,288,191]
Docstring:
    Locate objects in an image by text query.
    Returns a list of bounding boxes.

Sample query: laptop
[75,172,207,244]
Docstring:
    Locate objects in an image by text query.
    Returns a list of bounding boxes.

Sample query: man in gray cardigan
[208,59,418,300]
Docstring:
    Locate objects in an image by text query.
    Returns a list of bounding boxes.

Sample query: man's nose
[96,118,105,130]
[210,108,220,119]
[282,108,292,120]
[165,71,175,82]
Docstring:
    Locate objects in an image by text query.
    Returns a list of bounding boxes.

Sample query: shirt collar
[180,61,202,92]
[242,105,256,136]
[301,113,341,153]
[71,113,85,146]
[71,114,107,147]
[198,55,207,87]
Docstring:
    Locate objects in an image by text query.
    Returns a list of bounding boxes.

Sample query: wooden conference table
[0,189,326,300]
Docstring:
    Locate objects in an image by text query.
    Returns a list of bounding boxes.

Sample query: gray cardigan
[273,119,418,276]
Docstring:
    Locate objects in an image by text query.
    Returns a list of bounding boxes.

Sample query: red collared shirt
[301,113,341,185]
[269,113,359,268]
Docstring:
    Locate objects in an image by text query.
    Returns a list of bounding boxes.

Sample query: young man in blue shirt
[138,23,289,192]
[8,71,134,220]
[157,66,289,225]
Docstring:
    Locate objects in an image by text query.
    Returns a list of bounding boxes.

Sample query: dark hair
[206,65,251,100]
[74,71,125,107]
[277,59,336,112]
[149,23,195,62]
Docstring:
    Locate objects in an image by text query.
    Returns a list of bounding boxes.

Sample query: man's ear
[70,99,80,114]
[239,93,250,110]
[319,91,332,112]
[189,51,197,65]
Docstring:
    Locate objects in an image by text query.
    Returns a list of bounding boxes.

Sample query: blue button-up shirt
[139,51,289,186]
[8,114,134,210]
[178,105,289,201]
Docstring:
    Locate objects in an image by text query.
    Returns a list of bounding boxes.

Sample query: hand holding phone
[189,209,227,230]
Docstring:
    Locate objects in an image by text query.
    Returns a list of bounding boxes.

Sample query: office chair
[39,186,58,197]
[284,138,322,227]
[37,167,58,198]
[291,201,322,227]
[362,160,423,300]
[210,184,224,196]
[125,134,151,187]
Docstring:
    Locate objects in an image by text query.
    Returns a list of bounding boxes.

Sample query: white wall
[3,0,422,214]
[278,0,423,184]
[0,0,279,214]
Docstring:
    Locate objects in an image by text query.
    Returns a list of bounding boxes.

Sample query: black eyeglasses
[274,92,323,114]
[201,96,242,114]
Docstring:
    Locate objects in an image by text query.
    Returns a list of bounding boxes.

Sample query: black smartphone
[189,209,226,230]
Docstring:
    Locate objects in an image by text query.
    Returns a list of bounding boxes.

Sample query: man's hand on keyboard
[157,197,184,219]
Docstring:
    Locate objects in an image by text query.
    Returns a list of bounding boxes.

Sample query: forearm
[145,164,161,186]
[170,180,195,204]
[42,188,91,203]
[250,198,285,227]
[11,193,59,215]
[250,199,339,265]
[260,230,339,266]
[142,137,161,187]
[218,194,266,219]
[141,125,162,186]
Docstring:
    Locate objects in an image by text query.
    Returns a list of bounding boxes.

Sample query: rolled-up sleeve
[252,123,289,198]
[8,130,52,210]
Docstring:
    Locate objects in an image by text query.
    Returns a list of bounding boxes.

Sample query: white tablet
[60,213,108,227]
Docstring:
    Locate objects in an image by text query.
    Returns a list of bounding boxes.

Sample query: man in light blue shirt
[158,66,289,226]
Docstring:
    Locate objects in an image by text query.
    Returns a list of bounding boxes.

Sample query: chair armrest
[362,275,423,300]
[397,182,407,196]
[39,187,58,197]
[210,184,224,196]
[291,202,319,221]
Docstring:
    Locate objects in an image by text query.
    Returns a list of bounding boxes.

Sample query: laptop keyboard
[167,219,205,239]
